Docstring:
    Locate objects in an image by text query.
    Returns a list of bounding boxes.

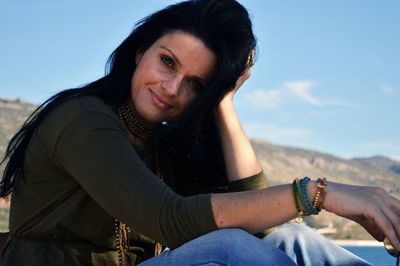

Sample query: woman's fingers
[379,193,400,250]
[361,190,400,250]
[354,216,385,241]
[326,183,400,250]
[388,192,400,216]
[234,67,251,91]
[223,65,252,102]
[224,50,255,100]
[372,210,400,250]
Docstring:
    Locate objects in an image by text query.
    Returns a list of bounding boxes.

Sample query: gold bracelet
[312,177,327,212]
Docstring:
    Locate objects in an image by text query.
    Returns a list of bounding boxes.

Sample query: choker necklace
[114,102,153,142]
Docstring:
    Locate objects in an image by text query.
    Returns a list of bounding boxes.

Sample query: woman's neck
[113,101,157,147]
[126,99,159,130]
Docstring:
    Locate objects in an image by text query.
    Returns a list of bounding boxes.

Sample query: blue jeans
[138,223,372,266]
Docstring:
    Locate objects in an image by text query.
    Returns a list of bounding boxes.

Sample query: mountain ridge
[352,155,400,175]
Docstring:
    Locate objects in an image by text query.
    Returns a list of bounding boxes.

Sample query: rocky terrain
[0,98,37,229]
[0,97,399,239]
[0,97,37,170]
[251,139,400,196]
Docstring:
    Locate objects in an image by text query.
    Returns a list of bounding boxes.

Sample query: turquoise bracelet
[301,177,319,215]
[296,180,312,215]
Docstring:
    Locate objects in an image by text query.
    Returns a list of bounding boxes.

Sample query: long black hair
[0,0,256,197]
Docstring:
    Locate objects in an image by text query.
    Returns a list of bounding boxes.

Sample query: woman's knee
[188,227,272,259]
[169,228,260,262]
[193,228,296,265]
[278,223,315,237]
[285,222,315,232]
[265,223,318,246]
[202,228,255,248]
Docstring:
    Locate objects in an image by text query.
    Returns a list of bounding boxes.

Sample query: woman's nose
[161,75,182,97]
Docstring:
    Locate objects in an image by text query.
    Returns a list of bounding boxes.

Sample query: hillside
[352,156,400,175]
[0,97,399,240]
[0,98,37,229]
[251,139,400,197]
[0,98,37,174]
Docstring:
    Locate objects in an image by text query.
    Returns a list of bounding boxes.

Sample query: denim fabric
[265,223,372,265]
[138,223,372,266]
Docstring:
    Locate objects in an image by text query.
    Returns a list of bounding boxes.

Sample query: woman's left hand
[221,50,254,103]
[323,182,400,250]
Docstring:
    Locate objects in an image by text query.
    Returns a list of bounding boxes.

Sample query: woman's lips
[149,89,172,110]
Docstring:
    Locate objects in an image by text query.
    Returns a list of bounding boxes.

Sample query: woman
[0,0,399,265]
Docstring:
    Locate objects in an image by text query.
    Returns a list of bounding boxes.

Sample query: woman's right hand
[323,182,400,251]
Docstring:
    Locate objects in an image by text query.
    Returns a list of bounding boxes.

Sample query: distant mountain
[0,97,37,229]
[0,98,36,168]
[352,155,400,175]
[250,139,400,196]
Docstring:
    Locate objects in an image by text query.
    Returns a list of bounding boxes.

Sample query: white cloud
[241,79,320,110]
[244,122,311,140]
[243,89,282,109]
[381,85,397,97]
[241,79,357,110]
[283,80,322,106]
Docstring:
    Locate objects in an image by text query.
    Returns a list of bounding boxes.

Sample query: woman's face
[130,31,217,128]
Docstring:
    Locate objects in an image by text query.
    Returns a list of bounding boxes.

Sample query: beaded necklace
[114,102,153,143]
[112,102,164,265]
[114,219,131,266]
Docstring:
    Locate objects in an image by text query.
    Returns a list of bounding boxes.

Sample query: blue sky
[1,0,399,160]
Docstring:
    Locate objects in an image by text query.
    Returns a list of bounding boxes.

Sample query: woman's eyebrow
[159,45,181,67]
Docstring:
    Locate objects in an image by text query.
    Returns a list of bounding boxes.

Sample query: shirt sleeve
[50,102,217,249]
[226,171,269,192]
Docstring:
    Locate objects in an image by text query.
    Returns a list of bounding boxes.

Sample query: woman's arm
[215,63,261,182]
[213,54,400,251]
[212,183,299,232]
[211,180,400,251]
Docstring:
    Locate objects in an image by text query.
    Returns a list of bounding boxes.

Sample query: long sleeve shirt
[1,96,269,265]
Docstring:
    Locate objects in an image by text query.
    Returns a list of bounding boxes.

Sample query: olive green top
[1,96,269,265]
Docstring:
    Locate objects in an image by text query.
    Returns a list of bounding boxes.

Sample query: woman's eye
[160,56,174,69]
[190,80,203,91]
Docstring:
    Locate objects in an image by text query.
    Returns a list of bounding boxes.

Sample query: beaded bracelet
[293,177,325,219]
[293,178,309,221]
[296,179,312,216]
[292,178,302,215]
[312,177,327,212]
[300,177,319,215]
